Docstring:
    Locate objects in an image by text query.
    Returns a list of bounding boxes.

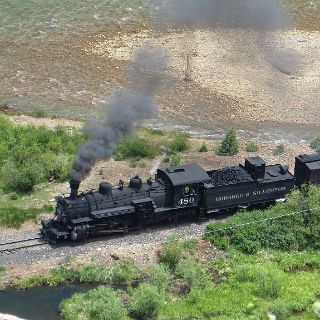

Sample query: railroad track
[0,236,50,255]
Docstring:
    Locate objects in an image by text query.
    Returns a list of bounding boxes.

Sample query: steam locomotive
[41,153,320,242]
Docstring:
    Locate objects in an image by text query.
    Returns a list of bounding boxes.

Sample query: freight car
[41,154,320,242]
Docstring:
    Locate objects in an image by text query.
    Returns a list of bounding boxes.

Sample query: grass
[10,235,320,319]
[310,135,320,153]
[14,260,141,290]
[0,203,53,228]
[113,129,190,162]
[205,185,320,253]
[273,143,285,155]
[0,114,84,193]
[245,141,259,152]
[55,243,320,320]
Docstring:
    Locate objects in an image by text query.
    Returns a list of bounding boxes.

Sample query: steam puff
[151,0,288,30]
[70,45,169,181]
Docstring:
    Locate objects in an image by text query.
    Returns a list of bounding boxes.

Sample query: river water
[0,1,318,143]
[0,284,94,320]
[0,0,148,118]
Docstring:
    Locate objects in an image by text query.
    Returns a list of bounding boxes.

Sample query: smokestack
[69,179,80,199]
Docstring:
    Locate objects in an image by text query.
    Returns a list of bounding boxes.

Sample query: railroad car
[41,154,320,242]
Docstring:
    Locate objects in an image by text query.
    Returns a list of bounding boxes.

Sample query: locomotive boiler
[41,154,320,242]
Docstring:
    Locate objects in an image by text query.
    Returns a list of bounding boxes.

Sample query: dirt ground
[85,28,320,127]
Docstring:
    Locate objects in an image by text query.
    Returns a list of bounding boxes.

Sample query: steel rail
[0,236,43,246]
[0,239,49,255]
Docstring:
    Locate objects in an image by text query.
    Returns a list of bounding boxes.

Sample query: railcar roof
[157,163,210,186]
[296,153,320,163]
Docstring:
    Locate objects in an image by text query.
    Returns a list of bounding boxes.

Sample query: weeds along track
[0,237,49,255]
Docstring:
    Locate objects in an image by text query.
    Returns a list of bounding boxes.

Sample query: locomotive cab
[156,163,211,208]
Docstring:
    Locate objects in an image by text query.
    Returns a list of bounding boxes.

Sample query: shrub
[60,286,129,320]
[28,106,47,118]
[256,268,283,298]
[0,115,84,193]
[110,260,140,284]
[267,300,290,320]
[113,137,160,160]
[198,142,208,152]
[160,236,184,270]
[245,141,259,152]
[167,133,190,152]
[175,259,208,290]
[310,135,320,152]
[129,283,165,320]
[273,143,285,155]
[182,239,197,254]
[0,266,5,274]
[147,264,172,292]
[169,153,181,166]
[216,128,239,156]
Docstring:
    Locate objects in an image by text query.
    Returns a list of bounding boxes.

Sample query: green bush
[169,153,181,166]
[160,237,184,270]
[147,264,172,292]
[273,143,285,155]
[28,106,47,118]
[175,259,208,290]
[245,141,259,152]
[310,135,320,152]
[60,286,129,320]
[110,260,140,284]
[205,186,320,253]
[216,128,239,156]
[198,142,208,152]
[256,268,283,298]
[167,133,190,152]
[129,283,165,320]
[113,137,160,160]
[0,115,83,193]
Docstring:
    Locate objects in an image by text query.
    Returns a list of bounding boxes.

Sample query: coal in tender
[209,167,253,187]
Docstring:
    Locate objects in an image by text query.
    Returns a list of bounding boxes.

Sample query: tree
[216,128,239,156]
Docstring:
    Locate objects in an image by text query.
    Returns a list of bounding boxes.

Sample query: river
[0,284,95,320]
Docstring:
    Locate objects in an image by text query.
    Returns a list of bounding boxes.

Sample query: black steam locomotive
[41,153,320,242]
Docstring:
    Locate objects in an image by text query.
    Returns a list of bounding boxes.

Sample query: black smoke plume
[70,44,170,182]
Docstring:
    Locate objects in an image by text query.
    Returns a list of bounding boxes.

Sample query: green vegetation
[169,153,181,166]
[198,142,208,152]
[113,137,160,160]
[129,283,165,319]
[0,203,53,228]
[14,260,141,290]
[113,129,190,161]
[28,106,47,118]
[11,232,320,320]
[110,260,141,284]
[216,128,239,156]
[206,185,320,253]
[273,143,285,155]
[160,236,184,270]
[167,133,190,152]
[60,286,129,320]
[310,135,320,153]
[245,141,259,152]
[0,115,84,193]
